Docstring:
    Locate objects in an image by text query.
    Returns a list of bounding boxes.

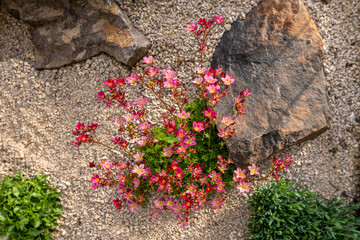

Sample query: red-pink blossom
[237,180,250,193]
[136,96,149,108]
[192,121,205,132]
[176,110,191,119]
[211,197,223,209]
[126,72,138,84]
[186,23,197,32]
[142,56,155,65]
[138,121,151,131]
[248,163,260,176]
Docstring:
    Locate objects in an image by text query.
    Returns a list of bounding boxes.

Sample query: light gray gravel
[0,0,359,239]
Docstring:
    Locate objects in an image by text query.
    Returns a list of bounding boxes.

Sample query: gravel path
[0,0,359,239]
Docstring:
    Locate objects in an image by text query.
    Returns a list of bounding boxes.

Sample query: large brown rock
[211,0,331,165]
[1,0,151,69]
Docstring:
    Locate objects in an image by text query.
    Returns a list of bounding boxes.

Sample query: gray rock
[2,0,151,69]
[212,0,331,165]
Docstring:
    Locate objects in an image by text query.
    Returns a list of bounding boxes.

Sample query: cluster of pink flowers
[71,16,293,228]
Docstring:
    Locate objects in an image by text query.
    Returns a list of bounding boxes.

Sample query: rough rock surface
[212,0,331,165]
[1,0,151,69]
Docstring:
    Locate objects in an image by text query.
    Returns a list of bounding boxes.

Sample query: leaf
[0,211,6,222]
[32,216,41,228]
[12,186,20,197]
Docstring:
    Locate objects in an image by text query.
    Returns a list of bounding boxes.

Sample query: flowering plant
[72,16,293,228]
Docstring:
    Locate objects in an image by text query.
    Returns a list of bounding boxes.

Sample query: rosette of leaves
[246,178,360,240]
[0,171,63,240]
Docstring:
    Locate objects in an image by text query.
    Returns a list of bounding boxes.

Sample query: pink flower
[198,18,207,26]
[204,74,217,84]
[176,110,191,119]
[174,128,187,140]
[186,23,197,32]
[209,170,220,183]
[173,202,182,214]
[237,106,247,115]
[78,132,89,142]
[192,121,205,132]
[104,78,115,88]
[116,77,126,86]
[123,113,133,122]
[217,127,229,138]
[97,91,105,99]
[113,198,122,208]
[162,69,177,80]
[177,216,188,228]
[206,84,220,94]
[233,167,247,182]
[211,197,223,209]
[138,121,151,131]
[163,78,177,88]
[216,183,225,193]
[204,108,217,119]
[237,180,250,193]
[215,15,224,23]
[150,207,161,218]
[100,160,113,170]
[114,117,122,127]
[200,42,206,52]
[175,170,184,179]
[133,178,140,188]
[154,198,164,210]
[116,160,127,170]
[91,174,101,189]
[116,172,126,183]
[165,197,175,209]
[195,66,207,75]
[148,67,158,76]
[248,163,260,176]
[184,137,196,146]
[126,72,138,84]
[127,199,139,213]
[176,142,188,153]
[163,146,173,157]
[221,75,235,85]
[143,56,155,65]
[221,116,235,126]
[132,164,145,177]
[136,96,149,108]
[243,88,252,97]
[133,151,145,162]
[137,136,148,146]
[199,176,208,185]
[192,77,203,85]
[123,101,134,110]
[218,163,228,173]
[185,182,198,197]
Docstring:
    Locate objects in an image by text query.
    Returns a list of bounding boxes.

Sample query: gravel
[0,0,359,239]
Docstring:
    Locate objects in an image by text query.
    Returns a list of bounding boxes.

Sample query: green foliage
[0,171,64,240]
[137,98,235,190]
[247,178,360,240]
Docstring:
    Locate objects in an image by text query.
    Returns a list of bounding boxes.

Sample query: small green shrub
[247,178,360,240]
[0,171,63,240]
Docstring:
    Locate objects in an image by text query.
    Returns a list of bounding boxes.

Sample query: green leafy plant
[138,97,235,187]
[0,171,63,240]
[247,178,360,240]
